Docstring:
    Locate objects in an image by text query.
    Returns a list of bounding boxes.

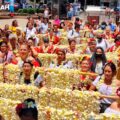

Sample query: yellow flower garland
[20,69,35,85]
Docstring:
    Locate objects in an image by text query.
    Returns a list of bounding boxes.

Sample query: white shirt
[49,61,74,69]
[25,27,36,40]
[93,76,115,104]
[44,10,49,18]
[73,31,80,44]
[40,23,48,34]
[67,29,75,39]
[105,107,120,115]
[95,61,103,75]
[96,39,110,51]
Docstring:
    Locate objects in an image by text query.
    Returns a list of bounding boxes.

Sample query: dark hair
[12,20,18,27]
[43,17,49,23]
[90,47,107,73]
[114,35,120,43]
[75,17,80,21]
[74,24,80,29]
[16,98,38,120]
[0,41,7,47]
[23,61,33,67]
[69,39,76,45]
[60,22,65,29]
[81,56,90,62]
[43,37,49,43]
[103,62,116,76]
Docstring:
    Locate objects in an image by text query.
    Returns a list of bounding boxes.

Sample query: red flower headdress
[16,103,26,115]
[116,87,120,97]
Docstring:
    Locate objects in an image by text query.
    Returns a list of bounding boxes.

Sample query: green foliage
[18,9,23,13]
[17,8,44,14]
[27,8,35,14]
[22,8,28,13]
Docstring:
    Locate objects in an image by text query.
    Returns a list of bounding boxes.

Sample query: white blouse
[93,76,115,104]
[105,107,120,115]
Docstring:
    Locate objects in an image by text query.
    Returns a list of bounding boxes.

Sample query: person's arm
[89,76,101,91]
[100,94,119,100]
[89,84,96,91]
[30,46,38,58]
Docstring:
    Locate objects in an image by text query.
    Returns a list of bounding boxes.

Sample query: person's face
[55,15,58,20]
[44,42,49,47]
[89,43,96,52]
[28,40,34,47]
[104,65,113,80]
[106,29,110,34]
[95,48,103,59]
[57,51,65,61]
[96,48,102,54]
[19,45,29,58]
[44,19,47,23]
[23,63,32,75]
[54,26,58,31]
[0,43,7,53]
[60,23,65,28]
[76,27,80,32]
[16,29,21,36]
[81,60,90,72]
[70,41,76,50]
[13,20,18,27]
[4,24,9,30]
[68,23,73,29]
[28,23,33,29]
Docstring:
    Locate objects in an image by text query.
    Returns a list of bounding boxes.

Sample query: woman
[40,18,48,34]
[90,47,107,75]
[90,62,120,113]
[19,61,43,87]
[9,20,18,34]
[53,15,61,27]
[16,98,38,120]
[15,44,41,68]
[9,33,18,53]
[105,87,120,115]
[24,22,37,40]
[50,49,74,69]
[67,40,78,54]
[0,41,14,64]
[35,37,54,54]
[73,56,96,90]
[108,35,120,52]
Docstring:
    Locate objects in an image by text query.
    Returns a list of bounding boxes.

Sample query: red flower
[116,87,120,97]
[16,103,26,115]
[107,60,113,63]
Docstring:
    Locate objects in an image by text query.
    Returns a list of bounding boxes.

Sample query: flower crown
[116,87,120,97]
[16,101,36,115]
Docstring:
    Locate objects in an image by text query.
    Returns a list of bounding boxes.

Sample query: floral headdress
[116,87,120,97]
[16,101,36,115]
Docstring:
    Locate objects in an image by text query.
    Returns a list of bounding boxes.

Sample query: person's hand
[99,94,105,100]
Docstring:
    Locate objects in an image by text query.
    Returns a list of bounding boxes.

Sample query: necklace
[20,69,35,85]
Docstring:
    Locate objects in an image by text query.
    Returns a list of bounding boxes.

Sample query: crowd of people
[0,14,120,119]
